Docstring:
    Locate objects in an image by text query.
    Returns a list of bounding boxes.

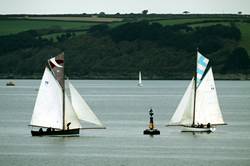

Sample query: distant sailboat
[167,51,226,132]
[30,53,105,136]
[138,71,143,87]
[6,81,15,86]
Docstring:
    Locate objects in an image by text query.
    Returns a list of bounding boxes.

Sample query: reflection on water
[0,80,250,166]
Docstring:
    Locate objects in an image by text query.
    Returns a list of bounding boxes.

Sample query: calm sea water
[0,79,249,166]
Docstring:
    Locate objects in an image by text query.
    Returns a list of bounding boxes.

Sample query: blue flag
[196,52,209,86]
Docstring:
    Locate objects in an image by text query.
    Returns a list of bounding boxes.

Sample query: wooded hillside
[0,14,250,79]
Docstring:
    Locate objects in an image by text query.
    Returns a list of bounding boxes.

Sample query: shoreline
[0,73,249,80]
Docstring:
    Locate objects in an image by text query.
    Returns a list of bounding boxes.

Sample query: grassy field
[0,19,98,36]
[237,23,250,54]
[152,17,235,25]
[1,16,250,54]
[21,16,123,22]
[190,22,230,27]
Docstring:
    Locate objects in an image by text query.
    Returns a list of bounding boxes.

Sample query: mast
[62,68,65,131]
[62,53,65,130]
[192,49,198,126]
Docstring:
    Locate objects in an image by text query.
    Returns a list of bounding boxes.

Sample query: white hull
[137,83,143,87]
[181,126,216,132]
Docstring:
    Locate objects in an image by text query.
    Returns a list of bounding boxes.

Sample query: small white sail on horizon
[138,71,143,87]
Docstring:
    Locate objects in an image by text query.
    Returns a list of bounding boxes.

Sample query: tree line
[0,20,249,79]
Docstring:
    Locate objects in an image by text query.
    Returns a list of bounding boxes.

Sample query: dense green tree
[0,20,246,79]
[142,10,148,15]
[224,47,250,72]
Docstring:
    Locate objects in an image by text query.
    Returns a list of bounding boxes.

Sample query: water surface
[0,80,249,166]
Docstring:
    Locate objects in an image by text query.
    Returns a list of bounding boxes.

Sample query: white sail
[139,71,142,84]
[68,81,104,127]
[64,93,81,129]
[30,67,63,129]
[168,79,194,126]
[138,71,143,86]
[65,78,71,103]
[195,68,225,125]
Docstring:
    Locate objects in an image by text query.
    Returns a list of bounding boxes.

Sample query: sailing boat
[167,51,226,132]
[30,53,105,136]
[138,71,143,87]
[6,81,15,86]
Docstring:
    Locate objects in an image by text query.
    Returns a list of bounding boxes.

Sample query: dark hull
[143,129,160,135]
[6,83,15,86]
[31,128,80,136]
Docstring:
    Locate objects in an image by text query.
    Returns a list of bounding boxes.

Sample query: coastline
[0,73,249,80]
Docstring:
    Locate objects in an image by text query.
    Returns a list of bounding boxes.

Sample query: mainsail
[195,68,225,125]
[30,67,63,129]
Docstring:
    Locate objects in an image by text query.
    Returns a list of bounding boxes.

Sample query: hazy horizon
[1,0,250,15]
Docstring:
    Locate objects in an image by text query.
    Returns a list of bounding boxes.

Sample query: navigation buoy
[143,108,160,135]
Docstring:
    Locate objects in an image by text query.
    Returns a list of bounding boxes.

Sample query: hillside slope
[0,14,250,79]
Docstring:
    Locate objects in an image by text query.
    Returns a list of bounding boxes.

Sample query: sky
[1,0,250,14]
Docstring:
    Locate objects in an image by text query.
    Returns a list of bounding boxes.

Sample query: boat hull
[6,82,15,86]
[143,129,160,135]
[138,83,143,87]
[31,128,80,136]
[181,126,216,133]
